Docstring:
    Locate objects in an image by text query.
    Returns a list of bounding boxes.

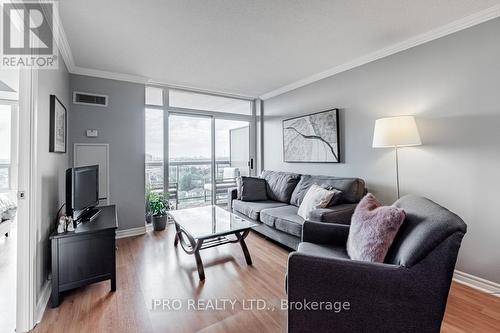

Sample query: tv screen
[66,165,99,219]
[74,166,99,210]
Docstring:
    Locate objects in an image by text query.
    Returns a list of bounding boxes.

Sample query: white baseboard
[453,270,500,297]
[115,226,147,239]
[35,281,51,324]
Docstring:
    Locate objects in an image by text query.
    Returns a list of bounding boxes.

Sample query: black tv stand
[78,207,102,222]
[50,205,117,307]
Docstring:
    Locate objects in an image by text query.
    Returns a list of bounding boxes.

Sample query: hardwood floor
[33,224,500,332]
[0,222,16,333]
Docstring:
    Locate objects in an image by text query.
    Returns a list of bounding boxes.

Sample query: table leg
[174,222,180,247]
[174,232,179,247]
[194,248,205,280]
[237,230,252,265]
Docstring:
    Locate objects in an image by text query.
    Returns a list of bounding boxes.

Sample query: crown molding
[259,4,500,100]
[72,65,149,84]
[53,4,75,72]
[53,3,500,100]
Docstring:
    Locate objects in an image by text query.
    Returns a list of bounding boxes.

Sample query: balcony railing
[145,159,233,209]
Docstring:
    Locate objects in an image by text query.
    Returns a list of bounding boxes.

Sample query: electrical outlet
[86,129,98,137]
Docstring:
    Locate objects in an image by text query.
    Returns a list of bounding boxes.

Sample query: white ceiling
[59,0,500,98]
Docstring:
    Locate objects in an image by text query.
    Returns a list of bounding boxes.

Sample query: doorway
[0,69,19,333]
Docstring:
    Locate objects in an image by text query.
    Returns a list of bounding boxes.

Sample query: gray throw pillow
[239,176,268,201]
[320,184,343,206]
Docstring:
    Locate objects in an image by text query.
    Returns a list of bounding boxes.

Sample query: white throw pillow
[297,184,340,220]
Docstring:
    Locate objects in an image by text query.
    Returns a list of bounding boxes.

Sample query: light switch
[86,129,98,137]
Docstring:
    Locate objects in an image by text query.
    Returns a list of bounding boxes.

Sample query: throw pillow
[347,193,405,263]
[297,184,341,220]
[239,176,268,201]
[320,184,343,206]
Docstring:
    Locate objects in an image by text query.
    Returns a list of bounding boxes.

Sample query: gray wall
[69,74,145,231]
[35,55,70,301]
[263,18,500,283]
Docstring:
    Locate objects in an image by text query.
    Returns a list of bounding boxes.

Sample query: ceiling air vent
[73,91,108,107]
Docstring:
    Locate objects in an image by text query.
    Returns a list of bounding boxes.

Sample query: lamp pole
[395,146,400,199]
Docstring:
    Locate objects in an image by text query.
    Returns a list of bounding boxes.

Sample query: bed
[0,194,17,237]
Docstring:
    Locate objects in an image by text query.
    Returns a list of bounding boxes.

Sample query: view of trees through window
[145,108,250,209]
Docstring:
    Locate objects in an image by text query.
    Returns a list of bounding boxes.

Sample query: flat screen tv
[66,165,99,221]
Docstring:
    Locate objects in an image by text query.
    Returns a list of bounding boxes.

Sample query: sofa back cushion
[290,174,366,206]
[261,170,301,203]
[385,194,467,267]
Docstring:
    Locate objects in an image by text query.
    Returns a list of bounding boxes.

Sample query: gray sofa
[287,195,467,333]
[228,170,366,250]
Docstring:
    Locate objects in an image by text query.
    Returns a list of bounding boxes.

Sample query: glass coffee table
[168,205,258,280]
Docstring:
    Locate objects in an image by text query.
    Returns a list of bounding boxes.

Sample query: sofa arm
[287,253,416,333]
[227,187,238,211]
[301,221,350,246]
[308,203,356,224]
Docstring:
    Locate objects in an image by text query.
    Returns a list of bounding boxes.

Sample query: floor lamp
[372,116,421,199]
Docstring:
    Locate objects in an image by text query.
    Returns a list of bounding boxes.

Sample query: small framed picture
[49,95,67,153]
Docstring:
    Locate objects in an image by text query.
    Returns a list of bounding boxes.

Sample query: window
[145,108,164,191]
[0,104,12,190]
[169,89,252,115]
[145,86,164,106]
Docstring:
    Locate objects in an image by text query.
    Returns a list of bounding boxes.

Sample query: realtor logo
[1,1,58,68]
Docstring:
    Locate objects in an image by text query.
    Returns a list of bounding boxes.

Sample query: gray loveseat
[228,170,366,250]
[287,195,467,332]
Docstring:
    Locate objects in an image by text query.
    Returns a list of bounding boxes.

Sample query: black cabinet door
[58,232,115,285]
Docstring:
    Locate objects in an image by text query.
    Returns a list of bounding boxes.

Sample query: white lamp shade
[372,116,421,148]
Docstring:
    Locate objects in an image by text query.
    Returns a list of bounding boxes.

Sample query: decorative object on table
[57,216,67,233]
[346,193,406,262]
[66,217,74,232]
[372,115,421,198]
[282,108,340,163]
[148,192,170,231]
[49,94,67,153]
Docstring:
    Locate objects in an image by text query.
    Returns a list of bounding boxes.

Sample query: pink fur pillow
[347,193,405,263]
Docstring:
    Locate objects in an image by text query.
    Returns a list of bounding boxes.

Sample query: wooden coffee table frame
[173,222,252,280]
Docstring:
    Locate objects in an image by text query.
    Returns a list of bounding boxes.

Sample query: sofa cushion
[232,200,287,221]
[261,170,301,203]
[290,174,365,206]
[297,242,349,260]
[260,205,304,237]
[239,176,268,201]
[307,204,357,224]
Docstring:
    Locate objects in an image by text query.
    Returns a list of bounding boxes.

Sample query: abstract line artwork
[282,109,340,163]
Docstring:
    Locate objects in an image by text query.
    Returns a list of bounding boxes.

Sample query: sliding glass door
[145,86,255,211]
[168,114,212,209]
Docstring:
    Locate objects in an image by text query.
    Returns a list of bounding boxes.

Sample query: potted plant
[148,192,169,231]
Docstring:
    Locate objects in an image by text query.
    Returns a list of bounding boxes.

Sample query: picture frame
[282,108,340,163]
[49,94,67,153]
